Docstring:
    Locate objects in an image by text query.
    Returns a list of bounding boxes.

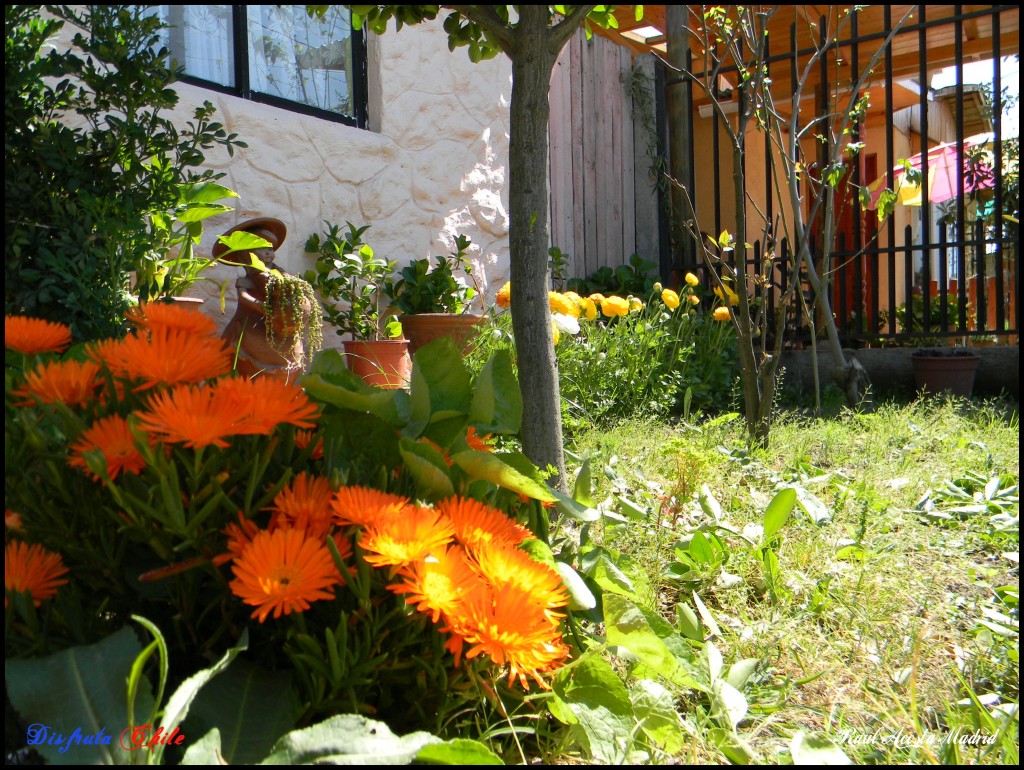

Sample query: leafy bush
[5,6,244,340]
[384,235,478,315]
[566,253,660,298]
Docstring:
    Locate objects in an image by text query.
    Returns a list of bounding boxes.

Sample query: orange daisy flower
[388,545,483,623]
[465,426,494,453]
[331,486,411,529]
[126,302,219,338]
[437,497,531,549]
[270,473,334,539]
[5,315,73,355]
[359,506,455,568]
[212,512,262,568]
[67,414,147,482]
[229,528,341,622]
[214,376,319,435]
[6,510,24,532]
[16,359,103,408]
[5,541,69,607]
[295,429,324,460]
[134,385,241,448]
[469,542,569,624]
[454,586,570,689]
[103,328,232,391]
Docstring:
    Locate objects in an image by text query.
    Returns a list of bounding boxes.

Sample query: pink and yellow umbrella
[866,132,995,210]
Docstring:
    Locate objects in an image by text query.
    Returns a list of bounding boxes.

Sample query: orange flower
[4,316,72,355]
[16,359,103,408]
[465,426,494,453]
[270,473,334,539]
[449,583,570,689]
[126,302,219,338]
[103,328,232,391]
[438,497,530,549]
[5,541,69,607]
[5,510,24,532]
[496,281,511,309]
[295,429,324,460]
[331,486,412,529]
[214,376,319,435]
[359,506,455,568]
[713,306,731,322]
[469,542,568,624]
[389,545,482,623]
[230,528,341,622]
[68,414,147,482]
[134,385,241,448]
[213,512,262,567]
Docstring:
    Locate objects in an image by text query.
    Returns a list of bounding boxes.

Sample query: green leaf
[6,626,150,765]
[794,485,832,525]
[676,602,704,641]
[552,487,601,521]
[789,731,853,765]
[181,728,225,765]
[572,459,596,508]
[451,449,557,502]
[710,678,748,731]
[185,659,299,764]
[603,595,711,693]
[416,738,504,765]
[555,561,597,611]
[629,679,686,754]
[399,437,456,499]
[259,714,440,765]
[469,350,522,433]
[708,727,756,764]
[725,658,759,691]
[763,487,797,539]
[550,651,636,764]
[409,337,472,429]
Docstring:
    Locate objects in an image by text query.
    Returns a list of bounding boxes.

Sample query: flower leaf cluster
[386,234,478,315]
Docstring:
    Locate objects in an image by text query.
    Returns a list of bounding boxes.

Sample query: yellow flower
[551,321,560,346]
[496,281,511,309]
[714,286,740,306]
[578,297,598,321]
[685,272,700,287]
[588,293,605,305]
[688,294,700,306]
[713,306,732,321]
[661,289,680,310]
[549,292,579,318]
[601,296,629,318]
[628,297,644,313]
[563,291,581,304]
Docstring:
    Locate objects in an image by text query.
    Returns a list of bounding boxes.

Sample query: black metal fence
[662,5,1020,347]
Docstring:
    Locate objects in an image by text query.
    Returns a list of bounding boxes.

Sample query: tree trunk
[507,8,567,490]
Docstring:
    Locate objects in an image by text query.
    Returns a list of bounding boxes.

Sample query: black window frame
[170,5,368,129]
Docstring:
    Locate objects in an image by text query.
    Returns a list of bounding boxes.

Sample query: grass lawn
[555,395,1019,764]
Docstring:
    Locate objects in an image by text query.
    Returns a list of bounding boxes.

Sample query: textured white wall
[169,18,512,332]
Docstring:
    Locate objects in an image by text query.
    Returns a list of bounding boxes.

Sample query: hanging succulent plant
[264,272,323,369]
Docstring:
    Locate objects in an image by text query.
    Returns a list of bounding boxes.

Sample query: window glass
[159,5,234,88]
[247,5,355,116]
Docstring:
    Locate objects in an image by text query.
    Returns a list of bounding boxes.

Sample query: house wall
[158,18,514,336]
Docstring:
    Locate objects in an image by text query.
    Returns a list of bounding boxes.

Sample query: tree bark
[507,7,567,490]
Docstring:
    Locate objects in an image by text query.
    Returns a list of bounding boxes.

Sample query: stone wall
[168,18,513,337]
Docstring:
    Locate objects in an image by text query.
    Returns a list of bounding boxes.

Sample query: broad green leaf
[555,561,598,611]
[184,659,299,764]
[175,202,235,223]
[572,459,596,507]
[699,485,724,521]
[689,532,718,566]
[468,350,521,434]
[550,652,635,764]
[302,359,402,421]
[259,714,440,765]
[552,487,601,521]
[676,602,704,641]
[710,678,748,731]
[604,595,710,693]
[409,338,471,428]
[183,181,239,205]
[629,679,686,754]
[708,726,756,764]
[6,626,150,765]
[181,728,225,765]
[588,552,637,599]
[152,631,248,764]
[416,738,504,765]
[400,438,456,499]
[692,591,723,638]
[794,485,832,525]
[725,658,759,691]
[764,487,797,539]
[451,449,556,502]
[703,640,724,680]
[789,731,853,765]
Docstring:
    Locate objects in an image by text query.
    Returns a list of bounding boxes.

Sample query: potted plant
[911,346,981,398]
[304,221,410,388]
[384,234,484,355]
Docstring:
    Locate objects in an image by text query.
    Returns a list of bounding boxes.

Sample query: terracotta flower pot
[911,349,980,398]
[342,339,412,389]
[400,313,485,356]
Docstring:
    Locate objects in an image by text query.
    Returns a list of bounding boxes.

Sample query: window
[152,5,367,127]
